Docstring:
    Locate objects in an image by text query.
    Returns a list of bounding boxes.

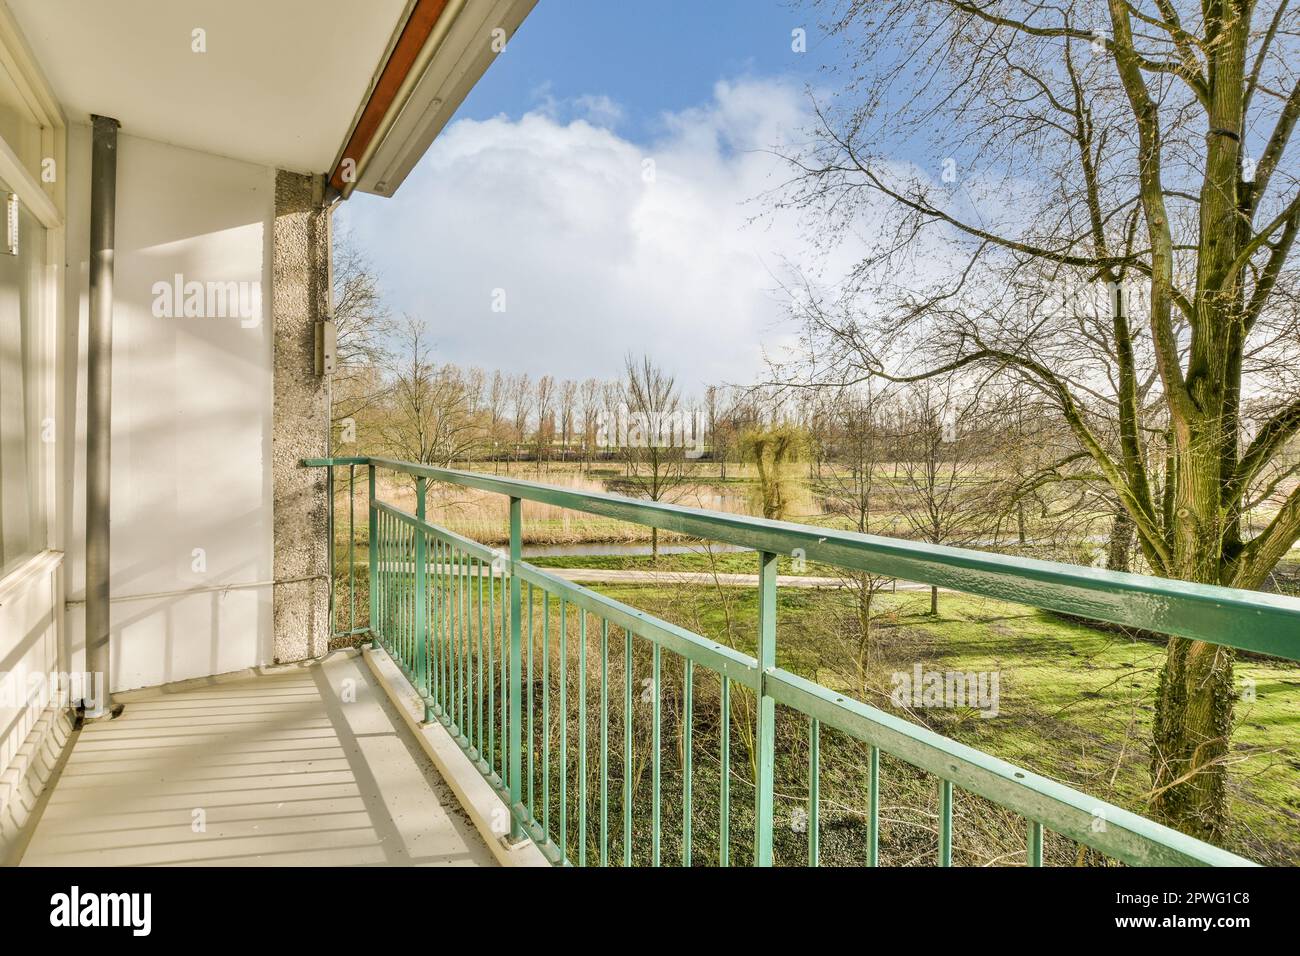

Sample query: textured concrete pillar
[271,170,330,663]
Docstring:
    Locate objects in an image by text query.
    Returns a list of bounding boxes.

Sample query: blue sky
[336,1,856,390]
[457,0,833,139]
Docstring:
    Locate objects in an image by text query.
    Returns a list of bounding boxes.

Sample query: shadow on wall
[63,126,278,692]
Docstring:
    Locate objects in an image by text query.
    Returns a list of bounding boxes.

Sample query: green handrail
[306,455,1300,867]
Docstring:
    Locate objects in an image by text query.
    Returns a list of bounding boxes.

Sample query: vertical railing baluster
[483,564,491,764]
[434,541,444,712]
[411,525,418,674]
[755,550,778,867]
[452,546,462,733]
[373,508,382,646]
[507,496,523,841]
[387,512,395,661]
[868,746,880,867]
[466,557,476,749]
[439,542,446,723]
[463,551,471,743]
[395,515,401,653]
[367,465,377,645]
[395,514,401,655]
[463,556,471,744]
[683,658,693,867]
[348,464,356,636]
[403,528,408,676]
[381,511,390,649]
[600,617,609,867]
[651,642,661,867]
[383,509,391,648]
[623,628,633,866]
[477,558,485,758]
[326,465,335,637]
[720,675,730,867]
[403,521,410,671]
[389,512,395,651]
[373,509,382,647]
[938,779,953,866]
[526,583,534,817]
[559,599,568,859]
[401,523,409,671]
[1027,821,1044,867]
[433,538,441,715]
[808,717,820,867]
[500,565,508,784]
[578,610,588,866]
[398,519,406,667]
[414,478,430,721]
[542,590,551,839]
[478,550,483,737]
[446,545,454,729]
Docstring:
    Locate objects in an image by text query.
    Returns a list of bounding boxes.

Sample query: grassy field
[348,460,1113,550]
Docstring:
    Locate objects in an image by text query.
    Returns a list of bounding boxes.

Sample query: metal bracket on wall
[314,319,336,376]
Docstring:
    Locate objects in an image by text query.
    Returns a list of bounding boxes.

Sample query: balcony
[15,455,1297,868]
[298,456,1300,867]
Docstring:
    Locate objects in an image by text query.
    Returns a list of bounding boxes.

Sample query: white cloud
[339,77,869,392]
[572,93,624,127]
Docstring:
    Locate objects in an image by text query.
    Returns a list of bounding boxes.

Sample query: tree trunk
[856,576,873,668]
[1150,432,1236,843]
[929,585,938,616]
[1105,503,1134,572]
[1151,636,1235,841]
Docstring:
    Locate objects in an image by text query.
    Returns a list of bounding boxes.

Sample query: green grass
[529,551,843,576]
[589,582,1300,865]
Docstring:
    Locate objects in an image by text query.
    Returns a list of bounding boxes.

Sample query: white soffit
[356,0,536,197]
[6,0,410,172]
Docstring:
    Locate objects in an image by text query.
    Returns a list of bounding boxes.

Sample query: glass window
[0,58,47,187]
[0,185,47,577]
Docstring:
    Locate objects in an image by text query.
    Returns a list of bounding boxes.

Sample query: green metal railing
[307,454,1300,867]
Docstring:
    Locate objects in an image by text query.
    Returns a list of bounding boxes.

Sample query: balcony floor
[18,650,496,866]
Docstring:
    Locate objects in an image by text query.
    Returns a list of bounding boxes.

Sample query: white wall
[63,125,276,691]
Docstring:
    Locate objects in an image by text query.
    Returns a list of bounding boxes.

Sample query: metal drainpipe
[85,115,122,720]
[324,189,339,457]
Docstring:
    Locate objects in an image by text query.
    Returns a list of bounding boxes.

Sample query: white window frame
[0,4,65,589]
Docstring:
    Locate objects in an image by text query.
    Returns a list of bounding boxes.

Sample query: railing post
[368,464,378,647]
[326,465,335,637]
[755,550,777,866]
[508,496,524,840]
[415,477,432,722]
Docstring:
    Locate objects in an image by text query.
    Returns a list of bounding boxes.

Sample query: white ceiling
[7,0,410,173]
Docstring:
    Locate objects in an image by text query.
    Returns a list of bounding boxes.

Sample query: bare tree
[378,317,486,469]
[559,378,578,461]
[813,385,896,679]
[742,422,802,520]
[579,377,603,473]
[623,355,691,559]
[602,380,627,473]
[508,373,533,470]
[486,370,508,473]
[329,227,392,447]
[534,375,556,471]
[778,0,1300,841]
